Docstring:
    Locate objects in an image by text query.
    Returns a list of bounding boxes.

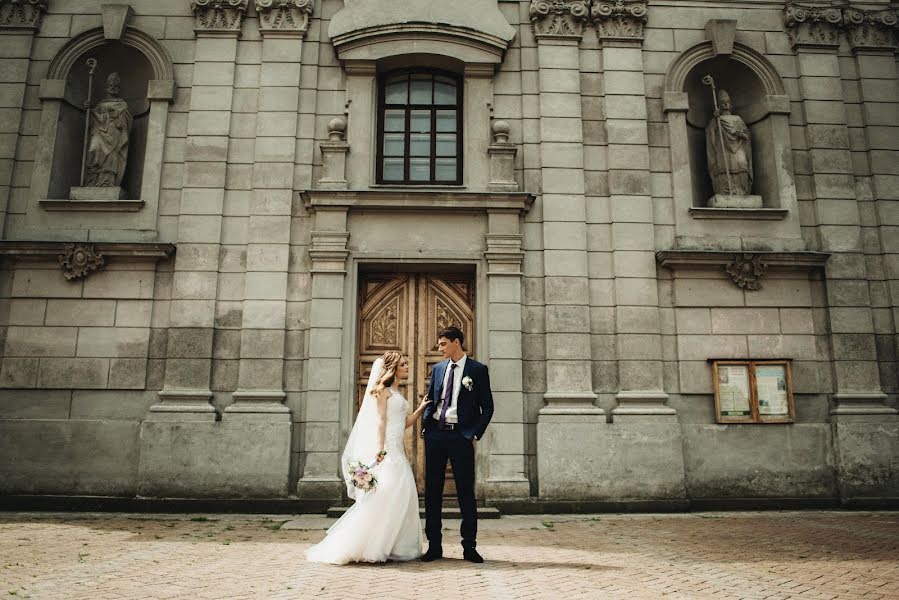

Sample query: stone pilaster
[483,197,531,498]
[784,3,891,415]
[151,1,248,418]
[843,6,899,403]
[593,1,670,420]
[0,0,46,236]
[530,0,602,499]
[227,0,311,418]
[295,209,349,499]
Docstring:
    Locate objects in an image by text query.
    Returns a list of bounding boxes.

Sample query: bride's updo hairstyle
[373,351,402,396]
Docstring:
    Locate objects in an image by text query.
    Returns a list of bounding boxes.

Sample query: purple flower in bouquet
[347,459,378,493]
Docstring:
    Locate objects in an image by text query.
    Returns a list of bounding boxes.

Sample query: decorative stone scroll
[591,0,648,41]
[255,0,312,36]
[58,243,105,281]
[842,7,898,51]
[191,0,248,34]
[783,2,844,49]
[725,253,768,290]
[0,0,48,31]
[529,0,589,38]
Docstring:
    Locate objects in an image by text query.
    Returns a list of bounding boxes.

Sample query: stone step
[326,505,501,519]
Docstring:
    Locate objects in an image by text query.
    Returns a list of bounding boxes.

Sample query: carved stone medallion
[591,0,648,41]
[0,0,48,30]
[725,253,768,291]
[529,0,589,38]
[255,0,313,35]
[58,243,105,281]
[784,2,844,49]
[191,0,248,34]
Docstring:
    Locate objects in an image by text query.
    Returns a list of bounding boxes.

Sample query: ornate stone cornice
[591,0,648,42]
[529,0,589,39]
[0,0,48,32]
[191,0,248,35]
[784,2,844,49]
[842,7,898,51]
[255,0,312,37]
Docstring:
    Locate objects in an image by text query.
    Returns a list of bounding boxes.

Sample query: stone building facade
[0,0,896,509]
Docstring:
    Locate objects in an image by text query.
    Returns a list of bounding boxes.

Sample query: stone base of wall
[833,420,899,500]
[0,419,140,496]
[537,416,689,501]
[138,418,292,498]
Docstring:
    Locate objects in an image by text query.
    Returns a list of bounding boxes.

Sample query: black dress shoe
[421,547,443,562]
[463,548,484,563]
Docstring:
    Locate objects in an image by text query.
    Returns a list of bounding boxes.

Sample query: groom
[421,326,493,563]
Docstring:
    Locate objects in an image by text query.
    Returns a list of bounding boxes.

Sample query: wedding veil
[341,357,383,500]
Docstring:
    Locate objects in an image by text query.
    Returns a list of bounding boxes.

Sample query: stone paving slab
[0,511,897,599]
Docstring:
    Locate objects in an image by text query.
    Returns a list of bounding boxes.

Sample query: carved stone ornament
[783,2,844,49]
[58,243,105,281]
[529,0,589,38]
[0,0,48,31]
[591,0,648,41]
[725,253,768,291]
[842,7,898,51]
[255,0,313,35]
[191,0,248,34]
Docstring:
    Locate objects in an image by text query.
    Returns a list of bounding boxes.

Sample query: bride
[305,351,430,565]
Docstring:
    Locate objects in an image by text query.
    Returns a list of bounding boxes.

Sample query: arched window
[377,70,462,185]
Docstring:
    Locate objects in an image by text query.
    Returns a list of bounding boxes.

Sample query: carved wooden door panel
[357,272,475,496]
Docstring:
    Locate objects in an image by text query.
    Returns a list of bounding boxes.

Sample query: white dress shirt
[433,354,466,424]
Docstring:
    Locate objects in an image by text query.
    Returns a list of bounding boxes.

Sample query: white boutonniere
[461,376,473,392]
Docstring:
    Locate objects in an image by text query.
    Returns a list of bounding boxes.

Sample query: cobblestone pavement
[0,511,897,599]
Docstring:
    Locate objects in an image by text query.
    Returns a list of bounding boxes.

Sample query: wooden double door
[356,272,476,495]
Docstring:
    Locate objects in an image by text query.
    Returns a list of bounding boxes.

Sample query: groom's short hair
[438,326,464,347]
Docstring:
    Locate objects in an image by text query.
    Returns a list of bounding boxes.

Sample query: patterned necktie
[438,362,457,430]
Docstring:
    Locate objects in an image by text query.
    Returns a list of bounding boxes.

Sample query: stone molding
[591,0,648,42]
[783,2,844,49]
[842,7,898,51]
[255,0,312,37]
[656,250,830,270]
[301,189,535,214]
[0,240,175,280]
[0,0,47,31]
[191,0,248,35]
[529,0,589,39]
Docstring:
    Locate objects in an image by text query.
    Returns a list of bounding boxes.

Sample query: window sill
[369,184,467,191]
[40,199,145,212]
[689,207,788,220]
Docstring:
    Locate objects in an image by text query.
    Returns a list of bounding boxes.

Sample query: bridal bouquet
[347,460,378,493]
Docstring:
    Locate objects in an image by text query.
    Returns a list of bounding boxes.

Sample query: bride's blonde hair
[373,351,403,396]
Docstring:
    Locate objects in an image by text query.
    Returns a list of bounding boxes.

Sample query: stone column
[593,0,671,419]
[842,6,899,401]
[150,0,248,418]
[826,4,898,502]
[295,206,349,499]
[529,0,603,499]
[0,0,46,236]
[785,3,890,414]
[227,0,312,417]
[483,122,530,498]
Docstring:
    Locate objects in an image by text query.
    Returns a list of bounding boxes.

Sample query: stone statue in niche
[85,72,132,187]
[702,76,761,209]
[70,69,132,201]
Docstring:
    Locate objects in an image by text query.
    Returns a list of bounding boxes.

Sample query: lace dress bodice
[383,388,410,456]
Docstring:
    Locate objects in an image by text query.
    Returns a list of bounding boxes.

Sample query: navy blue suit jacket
[421,357,494,441]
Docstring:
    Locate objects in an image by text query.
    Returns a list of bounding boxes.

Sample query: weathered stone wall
[0,0,895,506]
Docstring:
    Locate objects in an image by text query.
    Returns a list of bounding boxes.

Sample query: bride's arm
[405,396,430,429]
[375,388,389,461]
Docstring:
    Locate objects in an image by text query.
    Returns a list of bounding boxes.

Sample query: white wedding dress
[305,387,423,565]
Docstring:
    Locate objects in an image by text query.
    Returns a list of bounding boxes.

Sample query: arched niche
[31,26,174,226]
[662,41,804,250]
